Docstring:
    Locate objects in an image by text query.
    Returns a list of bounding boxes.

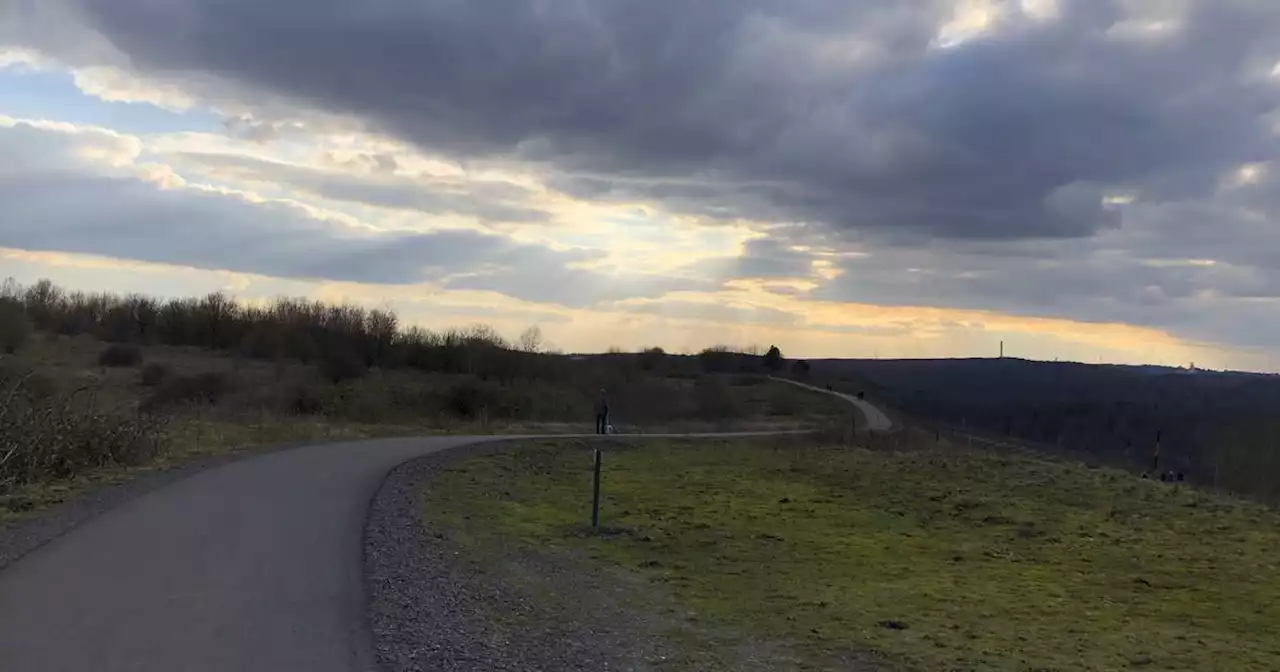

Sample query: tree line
[0,278,805,382]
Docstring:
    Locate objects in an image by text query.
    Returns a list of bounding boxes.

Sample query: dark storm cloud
[22,0,1279,241]
[810,220,1280,349]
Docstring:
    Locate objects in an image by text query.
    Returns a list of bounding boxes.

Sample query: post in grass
[591,447,603,531]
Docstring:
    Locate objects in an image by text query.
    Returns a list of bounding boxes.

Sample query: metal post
[1152,428,1162,475]
[591,448,602,531]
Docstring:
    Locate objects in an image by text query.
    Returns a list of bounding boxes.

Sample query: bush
[694,377,741,419]
[319,349,366,383]
[0,298,31,354]
[98,343,143,367]
[142,372,231,411]
[446,380,504,420]
[138,363,169,387]
[21,372,60,402]
[763,345,784,373]
[638,347,667,373]
[1,368,168,492]
[289,385,325,415]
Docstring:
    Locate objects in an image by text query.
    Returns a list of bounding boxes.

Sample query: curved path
[0,391,889,671]
[770,376,894,431]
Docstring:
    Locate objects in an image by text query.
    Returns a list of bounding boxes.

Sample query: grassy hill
[421,433,1280,671]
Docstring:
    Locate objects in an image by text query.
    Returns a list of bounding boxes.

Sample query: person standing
[595,389,610,435]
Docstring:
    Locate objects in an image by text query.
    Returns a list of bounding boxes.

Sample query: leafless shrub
[0,364,168,495]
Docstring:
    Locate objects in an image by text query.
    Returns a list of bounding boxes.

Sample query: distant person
[595,389,610,435]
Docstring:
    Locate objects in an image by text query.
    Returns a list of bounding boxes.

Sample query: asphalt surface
[0,388,887,671]
[0,431,825,672]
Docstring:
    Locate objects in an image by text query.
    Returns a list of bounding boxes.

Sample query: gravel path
[769,377,894,431]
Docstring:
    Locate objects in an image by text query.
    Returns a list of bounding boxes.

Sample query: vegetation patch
[97,343,143,368]
[1,363,166,504]
[422,436,1280,671]
[0,277,847,523]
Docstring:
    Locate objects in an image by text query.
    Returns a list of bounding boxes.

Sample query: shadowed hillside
[808,357,1280,503]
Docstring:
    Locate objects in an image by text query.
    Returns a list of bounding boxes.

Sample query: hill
[414,434,1280,670]
[807,357,1280,503]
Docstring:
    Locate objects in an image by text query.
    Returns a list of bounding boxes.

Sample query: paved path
[770,376,894,431]
[0,392,890,671]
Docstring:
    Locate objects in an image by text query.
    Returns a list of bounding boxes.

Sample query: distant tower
[999,341,1004,359]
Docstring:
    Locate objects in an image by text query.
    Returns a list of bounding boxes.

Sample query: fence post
[1152,428,1162,475]
[591,448,602,531]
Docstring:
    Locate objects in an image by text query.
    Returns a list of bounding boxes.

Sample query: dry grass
[0,369,165,491]
[0,335,850,522]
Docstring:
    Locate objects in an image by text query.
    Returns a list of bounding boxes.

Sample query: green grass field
[421,436,1280,671]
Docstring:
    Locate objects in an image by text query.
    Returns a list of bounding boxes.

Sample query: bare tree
[518,325,545,353]
[366,308,399,365]
[198,292,239,349]
[0,277,21,300]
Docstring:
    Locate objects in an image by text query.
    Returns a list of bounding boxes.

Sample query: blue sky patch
[0,66,221,135]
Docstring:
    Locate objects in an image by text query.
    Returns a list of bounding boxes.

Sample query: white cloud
[70,66,197,111]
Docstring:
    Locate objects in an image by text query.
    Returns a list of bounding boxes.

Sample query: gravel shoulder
[365,443,805,672]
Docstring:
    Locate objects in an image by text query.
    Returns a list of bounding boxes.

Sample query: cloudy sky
[2,0,1279,369]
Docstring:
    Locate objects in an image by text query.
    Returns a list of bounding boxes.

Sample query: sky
[1,0,1279,369]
